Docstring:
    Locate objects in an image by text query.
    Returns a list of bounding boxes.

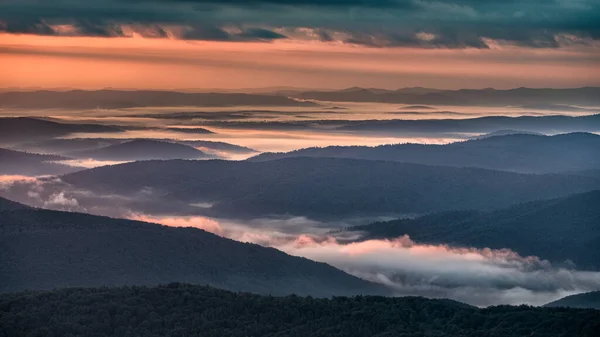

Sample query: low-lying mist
[2,174,599,307]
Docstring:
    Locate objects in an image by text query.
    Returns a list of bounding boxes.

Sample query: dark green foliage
[61,157,600,219]
[0,207,387,296]
[545,291,600,309]
[1,284,599,337]
[350,190,600,269]
[251,133,600,173]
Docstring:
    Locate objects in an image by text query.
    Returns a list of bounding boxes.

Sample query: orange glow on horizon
[1,33,599,90]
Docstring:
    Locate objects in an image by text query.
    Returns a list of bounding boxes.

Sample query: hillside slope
[0,203,388,296]
[349,190,600,269]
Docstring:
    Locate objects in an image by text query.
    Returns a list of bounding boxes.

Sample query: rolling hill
[0,117,123,144]
[67,139,210,161]
[61,157,600,219]
[0,196,30,211]
[14,138,257,156]
[0,198,388,296]
[1,284,599,337]
[0,148,80,175]
[347,190,600,269]
[544,291,600,309]
[250,133,600,173]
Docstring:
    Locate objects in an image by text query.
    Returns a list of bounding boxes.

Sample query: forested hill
[250,133,600,173]
[61,157,600,219]
[0,207,387,296]
[545,291,600,309]
[0,197,30,212]
[1,284,599,337]
[348,190,600,269]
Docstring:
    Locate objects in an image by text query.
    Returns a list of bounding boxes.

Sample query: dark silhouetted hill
[0,117,123,144]
[470,129,544,139]
[178,140,257,154]
[1,284,599,337]
[67,139,209,161]
[14,138,257,156]
[61,158,600,219]
[545,291,600,309]
[349,190,600,269]
[250,133,600,173]
[0,205,388,296]
[0,196,30,211]
[0,148,80,175]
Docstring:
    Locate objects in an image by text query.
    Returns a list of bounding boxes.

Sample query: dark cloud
[0,0,599,48]
[73,20,126,37]
[235,28,287,41]
[0,19,57,36]
[180,25,286,41]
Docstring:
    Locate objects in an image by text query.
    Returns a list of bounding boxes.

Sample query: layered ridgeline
[251,133,600,173]
[61,157,600,219]
[346,190,600,269]
[0,197,387,296]
[0,148,80,176]
[2,284,599,337]
[292,86,600,106]
[0,117,123,144]
[66,139,210,161]
[0,90,314,109]
[545,291,600,309]
[13,138,257,157]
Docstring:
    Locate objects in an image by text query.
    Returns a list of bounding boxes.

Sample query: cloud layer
[1,0,599,48]
[2,175,600,307]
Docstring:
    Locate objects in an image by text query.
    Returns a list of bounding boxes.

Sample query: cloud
[275,235,600,306]
[3,177,600,307]
[44,192,80,209]
[0,0,598,48]
[180,25,286,41]
[129,214,225,235]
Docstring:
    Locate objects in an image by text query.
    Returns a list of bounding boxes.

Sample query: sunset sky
[1,0,599,89]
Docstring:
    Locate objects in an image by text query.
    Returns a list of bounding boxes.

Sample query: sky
[1,0,600,89]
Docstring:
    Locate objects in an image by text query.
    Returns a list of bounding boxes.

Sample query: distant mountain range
[335,114,600,134]
[67,139,210,161]
[201,114,600,135]
[0,90,315,109]
[61,157,600,219]
[250,133,600,173]
[3,284,599,337]
[13,138,257,157]
[292,87,600,106]
[0,196,387,296]
[470,129,544,139]
[0,148,80,176]
[0,117,123,144]
[347,190,600,269]
[545,291,600,309]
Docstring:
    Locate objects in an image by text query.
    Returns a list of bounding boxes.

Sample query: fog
[3,174,597,307]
